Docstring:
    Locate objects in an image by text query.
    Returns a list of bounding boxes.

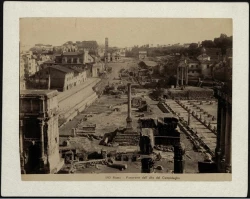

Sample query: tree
[201,40,215,48]
[214,34,233,55]
[189,43,198,49]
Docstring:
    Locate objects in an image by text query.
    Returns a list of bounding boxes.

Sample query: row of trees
[126,34,232,58]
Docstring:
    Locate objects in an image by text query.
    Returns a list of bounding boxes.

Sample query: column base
[21,168,26,174]
[126,117,133,129]
[20,155,26,174]
[225,164,231,173]
[219,156,226,173]
[38,157,46,173]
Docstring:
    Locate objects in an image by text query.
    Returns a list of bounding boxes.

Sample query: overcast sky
[20,18,232,48]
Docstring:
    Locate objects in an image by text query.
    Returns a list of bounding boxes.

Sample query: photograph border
[2,2,249,197]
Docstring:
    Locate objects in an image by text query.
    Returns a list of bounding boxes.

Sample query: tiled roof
[20,89,58,97]
[142,61,158,67]
[63,52,81,56]
[69,66,85,73]
[187,59,199,63]
[49,65,74,73]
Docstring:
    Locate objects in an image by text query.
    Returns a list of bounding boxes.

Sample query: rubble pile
[112,129,140,146]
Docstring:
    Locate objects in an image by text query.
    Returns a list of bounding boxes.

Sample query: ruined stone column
[19,120,26,174]
[126,83,132,129]
[176,67,179,87]
[48,75,51,90]
[219,101,226,172]
[174,143,185,173]
[39,120,45,170]
[181,67,184,86]
[225,103,232,173]
[186,67,188,85]
[215,98,222,169]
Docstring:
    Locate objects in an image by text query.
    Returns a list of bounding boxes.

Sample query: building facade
[28,65,87,91]
[214,83,232,173]
[20,90,64,174]
[139,51,147,60]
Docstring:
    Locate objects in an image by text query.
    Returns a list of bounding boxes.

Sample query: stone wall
[166,89,214,100]
[58,79,100,125]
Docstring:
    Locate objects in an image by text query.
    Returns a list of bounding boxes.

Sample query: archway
[26,143,40,173]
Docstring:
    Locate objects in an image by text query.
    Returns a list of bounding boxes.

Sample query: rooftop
[49,65,74,73]
[141,61,158,67]
[63,52,82,56]
[69,67,85,73]
[20,89,58,98]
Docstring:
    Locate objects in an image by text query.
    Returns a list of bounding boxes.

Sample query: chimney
[126,83,132,129]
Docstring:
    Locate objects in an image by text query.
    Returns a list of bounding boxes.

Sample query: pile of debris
[112,128,140,146]
[154,145,174,152]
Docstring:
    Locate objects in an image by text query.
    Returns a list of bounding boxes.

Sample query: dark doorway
[27,143,40,173]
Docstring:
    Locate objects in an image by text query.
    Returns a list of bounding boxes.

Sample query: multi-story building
[19,90,64,174]
[27,65,87,91]
[62,43,78,53]
[139,51,147,60]
[117,48,126,57]
[20,55,26,90]
[21,51,39,77]
[98,48,105,58]
[187,59,201,79]
[55,50,90,65]
[92,62,105,77]
[20,56,25,79]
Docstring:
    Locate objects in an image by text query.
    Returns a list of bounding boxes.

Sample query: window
[192,71,194,73]
[196,65,198,68]
[207,65,209,68]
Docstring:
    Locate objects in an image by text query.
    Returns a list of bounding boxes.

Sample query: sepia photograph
[19,18,232,176]
[2,2,248,197]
